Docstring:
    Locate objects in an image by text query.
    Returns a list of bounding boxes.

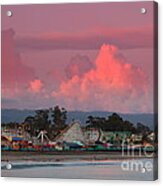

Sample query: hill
[1,109,155,129]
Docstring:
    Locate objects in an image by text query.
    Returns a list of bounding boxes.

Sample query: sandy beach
[1,150,156,162]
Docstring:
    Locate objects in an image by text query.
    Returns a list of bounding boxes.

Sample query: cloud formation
[1,29,152,112]
[15,25,153,51]
[1,30,49,110]
[2,29,35,99]
[29,79,44,93]
[52,44,152,113]
[65,54,93,79]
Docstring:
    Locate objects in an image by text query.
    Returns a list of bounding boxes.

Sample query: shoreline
[1,150,156,162]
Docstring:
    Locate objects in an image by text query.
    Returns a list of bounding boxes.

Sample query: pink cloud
[1,29,35,99]
[46,68,66,89]
[52,44,152,113]
[65,54,93,79]
[29,79,44,93]
[1,29,48,109]
[2,29,35,86]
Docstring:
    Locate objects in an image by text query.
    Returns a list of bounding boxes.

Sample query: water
[1,159,155,180]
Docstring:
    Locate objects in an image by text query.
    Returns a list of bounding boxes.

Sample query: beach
[1,150,156,162]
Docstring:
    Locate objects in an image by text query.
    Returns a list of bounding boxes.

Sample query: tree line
[2,106,152,140]
[86,113,151,134]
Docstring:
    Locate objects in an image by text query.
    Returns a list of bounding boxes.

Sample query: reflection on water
[1,159,155,180]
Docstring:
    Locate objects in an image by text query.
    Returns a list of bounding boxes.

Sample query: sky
[1,2,155,113]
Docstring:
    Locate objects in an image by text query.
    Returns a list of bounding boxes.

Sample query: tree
[105,113,124,131]
[86,115,94,126]
[34,109,50,131]
[122,120,136,132]
[136,122,150,134]
[108,113,123,123]
[23,116,35,136]
[86,116,106,129]
[51,106,67,130]
[23,109,50,136]
[86,113,137,132]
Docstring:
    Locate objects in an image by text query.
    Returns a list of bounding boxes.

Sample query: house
[84,127,103,144]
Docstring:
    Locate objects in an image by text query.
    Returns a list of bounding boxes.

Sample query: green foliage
[23,109,50,136]
[136,122,150,134]
[86,113,149,133]
[3,106,150,138]
[23,116,36,136]
[34,109,50,130]
[22,106,67,138]
[51,106,67,129]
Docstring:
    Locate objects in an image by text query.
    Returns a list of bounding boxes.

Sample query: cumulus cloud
[29,79,44,93]
[65,54,93,79]
[15,25,153,51]
[1,29,35,100]
[52,44,152,113]
[1,29,152,112]
[46,68,66,89]
[1,29,49,109]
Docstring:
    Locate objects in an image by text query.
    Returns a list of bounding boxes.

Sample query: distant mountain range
[1,109,156,130]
